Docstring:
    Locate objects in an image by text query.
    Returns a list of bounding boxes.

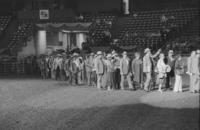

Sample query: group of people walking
[37,48,200,94]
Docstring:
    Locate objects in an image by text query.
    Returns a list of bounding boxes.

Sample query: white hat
[112,53,118,57]
[144,48,150,53]
[107,54,112,58]
[90,52,94,56]
[111,50,116,54]
[57,54,62,57]
[73,53,79,57]
[168,50,174,54]
[122,51,127,55]
[97,51,102,55]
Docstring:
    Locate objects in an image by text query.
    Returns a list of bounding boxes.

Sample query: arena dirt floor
[0,76,199,130]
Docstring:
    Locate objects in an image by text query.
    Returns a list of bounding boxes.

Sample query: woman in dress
[174,54,184,92]
[132,52,143,89]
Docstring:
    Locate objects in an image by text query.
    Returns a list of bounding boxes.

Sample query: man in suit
[85,53,94,86]
[95,51,105,89]
[70,53,79,85]
[120,51,133,90]
[165,50,175,90]
[194,49,200,92]
[143,48,161,91]
[112,51,121,89]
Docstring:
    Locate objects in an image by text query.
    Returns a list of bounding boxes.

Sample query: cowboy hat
[90,52,95,56]
[168,50,174,54]
[144,48,150,53]
[97,51,102,55]
[122,51,127,55]
[107,54,112,59]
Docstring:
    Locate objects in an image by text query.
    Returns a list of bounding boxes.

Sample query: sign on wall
[39,10,49,20]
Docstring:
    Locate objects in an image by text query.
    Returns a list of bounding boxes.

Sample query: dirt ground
[0,77,199,130]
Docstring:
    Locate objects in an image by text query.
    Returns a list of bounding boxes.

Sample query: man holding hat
[143,48,161,91]
[95,51,105,89]
[120,51,133,90]
[165,50,175,90]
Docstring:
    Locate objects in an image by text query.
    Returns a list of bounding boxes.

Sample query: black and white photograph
[0,0,199,130]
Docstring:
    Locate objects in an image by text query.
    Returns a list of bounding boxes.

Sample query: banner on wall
[39,10,49,20]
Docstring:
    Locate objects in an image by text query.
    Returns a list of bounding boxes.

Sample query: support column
[76,33,87,49]
[123,0,130,14]
[36,30,47,55]
[62,33,68,49]
[58,31,63,46]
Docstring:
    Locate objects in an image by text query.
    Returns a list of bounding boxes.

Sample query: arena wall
[18,38,36,57]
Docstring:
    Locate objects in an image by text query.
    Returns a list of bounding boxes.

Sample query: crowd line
[37,48,200,94]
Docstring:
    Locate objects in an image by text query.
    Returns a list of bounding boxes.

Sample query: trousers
[174,74,182,92]
[97,74,103,89]
[120,74,133,89]
[144,72,151,90]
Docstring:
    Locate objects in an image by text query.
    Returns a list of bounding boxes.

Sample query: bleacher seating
[164,13,199,53]
[0,16,11,34]
[82,13,117,43]
[7,22,34,55]
[111,8,199,50]
[1,8,199,56]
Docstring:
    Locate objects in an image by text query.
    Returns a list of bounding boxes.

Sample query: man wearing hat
[113,52,121,89]
[165,50,175,90]
[120,51,133,90]
[55,54,63,80]
[194,49,200,92]
[143,48,161,91]
[70,53,79,85]
[91,54,98,86]
[105,53,115,90]
[85,53,94,86]
[95,51,105,89]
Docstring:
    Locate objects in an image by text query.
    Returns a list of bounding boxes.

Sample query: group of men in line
[37,48,200,93]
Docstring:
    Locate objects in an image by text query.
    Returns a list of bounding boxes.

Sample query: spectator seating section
[1,8,199,55]
[111,8,199,50]
[0,16,11,34]
[165,15,199,53]
[82,13,117,43]
[7,22,34,55]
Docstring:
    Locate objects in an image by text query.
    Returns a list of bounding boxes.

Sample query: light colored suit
[95,58,105,89]
[192,56,200,91]
[96,58,105,75]
[120,57,133,89]
[187,56,196,92]
[143,55,153,73]
[85,58,93,85]
[143,52,159,91]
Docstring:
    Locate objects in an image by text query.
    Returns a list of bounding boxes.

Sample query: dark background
[0,0,199,15]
